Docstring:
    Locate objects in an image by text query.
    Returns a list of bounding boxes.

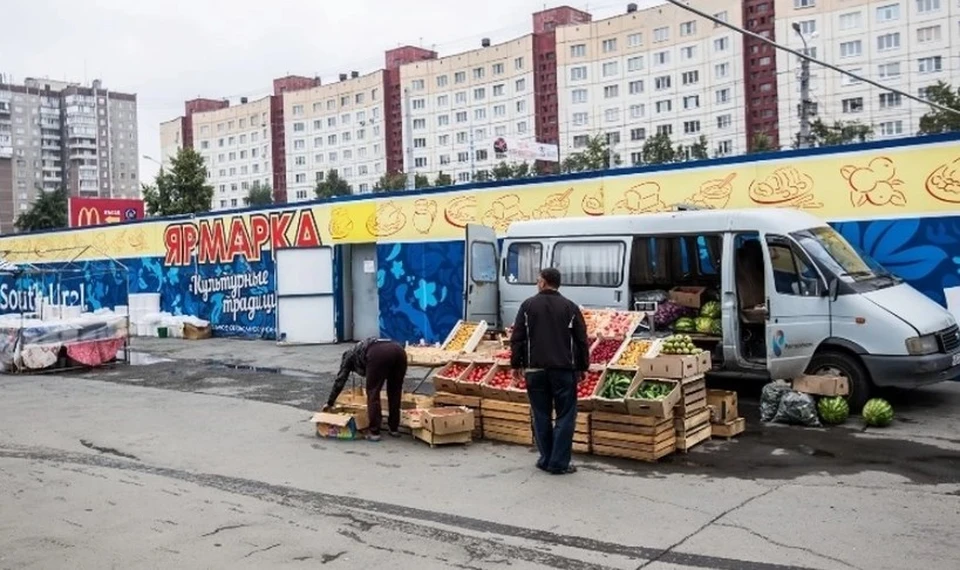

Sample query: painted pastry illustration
[687,173,736,209]
[531,188,574,219]
[612,182,668,215]
[481,194,528,232]
[841,157,906,207]
[125,227,146,251]
[925,157,960,203]
[329,207,355,239]
[581,185,604,216]
[749,167,821,209]
[366,201,407,237]
[443,195,477,228]
[412,198,438,234]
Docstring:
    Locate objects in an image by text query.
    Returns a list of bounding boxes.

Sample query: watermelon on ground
[862,398,894,427]
[818,396,849,425]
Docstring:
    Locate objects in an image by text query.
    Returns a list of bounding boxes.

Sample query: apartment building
[283,71,386,198]
[0,77,138,232]
[556,0,748,165]
[400,37,538,183]
[775,0,960,143]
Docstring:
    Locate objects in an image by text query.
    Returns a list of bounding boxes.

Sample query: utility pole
[403,87,415,190]
[469,132,475,181]
[793,23,812,149]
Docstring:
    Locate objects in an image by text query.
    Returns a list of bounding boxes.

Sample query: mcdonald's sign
[69,197,145,228]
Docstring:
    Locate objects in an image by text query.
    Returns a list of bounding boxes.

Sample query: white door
[762,233,831,378]
[351,244,380,339]
[275,247,336,344]
[465,224,500,327]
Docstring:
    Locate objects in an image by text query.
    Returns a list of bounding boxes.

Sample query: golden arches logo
[77,207,101,226]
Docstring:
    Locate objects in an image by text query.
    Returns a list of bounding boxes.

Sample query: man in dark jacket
[510,268,589,475]
[325,338,408,441]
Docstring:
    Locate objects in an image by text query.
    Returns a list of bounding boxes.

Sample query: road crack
[243,542,280,558]
[201,523,249,537]
[79,439,139,461]
[716,523,864,570]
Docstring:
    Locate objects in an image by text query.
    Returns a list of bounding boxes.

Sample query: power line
[662,0,960,117]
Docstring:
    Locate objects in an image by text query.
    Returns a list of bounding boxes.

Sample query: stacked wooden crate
[432,393,483,439]
[674,373,712,451]
[590,411,676,462]
[480,399,534,445]
[573,412,591,454]
[707,389,746,439]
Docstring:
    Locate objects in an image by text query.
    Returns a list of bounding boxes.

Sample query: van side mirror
[828,278,840,302]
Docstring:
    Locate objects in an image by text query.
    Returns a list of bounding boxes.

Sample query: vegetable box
[626,378,681,418]
[432,360,472,394]
[591,368,639,414]
[640,351,711,379]
[440,320,488,353]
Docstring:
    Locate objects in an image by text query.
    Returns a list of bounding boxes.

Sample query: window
[656,124,672,136]
[603,85,619,99]
[572,89,587,104]
[602,62,618,77]
[839,12,861,30]
[876,4,899,21]
[766,237,821,297]
[841,69,863,85]
[506,243,542,284]
[916,0,940,14]
[455,71,466,83]
[629,80,644,95]
[630,104,644,119]
[516,100,526,113]
[682,71,699,85]
[474,108,486,120]
[438,114,450,126]
[493,84,505,97]
[602,38,617,53]
[655,76,671,90]
[457,172,471,182]
[879,92,902,109]
[412,98,426,110]
[516,78,527,93]
[493,63,504,75]
[839,40,862,58]
[649,52,667,67]
[569,44,587,59]
[439,155,451,165]
[474,88,486,100]
[876,32,900,51]
[414,157,427,168]
[683,95,700,110]
[715,89,731,104]
[571,66,588,81]
[842,97,864,113]
[573,112,589,126]
[457,132,468,144]
[630,127,646,141]
[573,135,589,148]
[680,46,696,60]
[683,120,700,134]
[797,20,816,35]
[552,242,624,287]
[627,57,644,72]
[680,21,696,36]
[656,100,672,114]
[878,62,901,79]
[714,11,728,24]
[717,114,732,129]
[917,26,941,44]
[493,105,506,117]
[714,37,729,52]
[439,134,450,145]
[794,0,816,8]
[473,67,485,80]
[605,108,620,122]
[294,173,307,184]
[456,111,467,122]
[715,63,730,79]
[628,33,642,47]
[413,137,427,148]
[716,140,732,156]
[437,95,449,107]
[654,27,669,42]
[437,75,448,87]
[918,56,942,73]
[514,57,524,70]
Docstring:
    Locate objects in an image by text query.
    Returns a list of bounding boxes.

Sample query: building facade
[775,0,960,144]
[0,77,138,233]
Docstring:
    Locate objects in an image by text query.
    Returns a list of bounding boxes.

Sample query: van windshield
[791,226,898,285]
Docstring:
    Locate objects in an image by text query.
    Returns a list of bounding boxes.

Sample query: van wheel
[806,351,872,410]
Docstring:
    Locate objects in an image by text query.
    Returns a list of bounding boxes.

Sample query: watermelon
[862,398,894,427]
[709,319,722,336]
[700,301,721,319]
[695,317,714,334]
[674,317,696,333]
[817,396,849,425]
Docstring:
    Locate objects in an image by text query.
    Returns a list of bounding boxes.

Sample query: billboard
[492,137,560,162]
[69,197,145,228]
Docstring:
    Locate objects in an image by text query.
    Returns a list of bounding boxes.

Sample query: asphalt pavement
[0,336,958,570]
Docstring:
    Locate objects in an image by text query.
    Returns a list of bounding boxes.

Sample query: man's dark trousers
[526,369,577,472]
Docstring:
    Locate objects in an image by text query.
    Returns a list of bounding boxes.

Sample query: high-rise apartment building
[0,77,138,233]
[556,0,748,165]
[775,0,960,143]
[284,71,387,198]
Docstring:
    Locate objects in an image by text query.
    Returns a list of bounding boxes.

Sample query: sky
[2,0,664,184]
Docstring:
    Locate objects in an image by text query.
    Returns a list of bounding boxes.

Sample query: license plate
[952,353,960,367]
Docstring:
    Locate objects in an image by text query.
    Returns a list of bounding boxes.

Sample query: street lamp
[792,23,812,149]
[142,155,162,167]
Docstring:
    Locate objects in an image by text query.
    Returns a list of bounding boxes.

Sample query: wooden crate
[706,389,739,424]
[433,392,482,438]
[674,408,711,434]
[412,428,473,447]
[676,423,712,452]
[481,399,533,445]
[712,417,746,439]
[590,411,676,462]
[675,376,707,415]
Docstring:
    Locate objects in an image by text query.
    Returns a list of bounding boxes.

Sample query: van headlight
[905,335,938,356]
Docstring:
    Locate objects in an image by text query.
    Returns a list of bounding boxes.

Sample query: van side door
[550,238,629,311]
[762,233,832,379]
[500,240,546,329]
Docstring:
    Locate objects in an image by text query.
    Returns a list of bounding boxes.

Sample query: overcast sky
[2,0,664,183]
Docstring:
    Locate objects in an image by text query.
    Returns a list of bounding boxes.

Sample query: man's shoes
[536,461,549,472]
[367,434,382,442]
[549,465,578,475]
[388,430,402,438]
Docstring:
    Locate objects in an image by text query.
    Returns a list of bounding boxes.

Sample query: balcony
[67,139,97,150]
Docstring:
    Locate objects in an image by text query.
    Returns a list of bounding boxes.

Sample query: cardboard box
[712,417,746,439]
[610,338,659,369]
[432,361,471,394]
[706,389,739,424]
[480,364,512,399]
[421,407,475,435]
[457,362,494,397]
[401,408,427,429]
[310,404,370,440]
[412,428,473,446]
[625,378,681,418]
[591,368,639,414]
[641,352,711,379]
[669,286,707,308]
[792,375,850,397]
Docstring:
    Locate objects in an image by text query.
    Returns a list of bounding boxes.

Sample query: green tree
[473,169,491,182]
[434,171,453,186]
[141,147,214,216]
[561,134,621,172]
[243,183,274,207]
[918,81,960,134]
[749,132,776,154]
[688,135,709,161]
[374,172,430,191]
[491,161,533,181]
[641,132,676,165]
[795,119,873,148]
[315,169,352,199]
[15,186,67,232]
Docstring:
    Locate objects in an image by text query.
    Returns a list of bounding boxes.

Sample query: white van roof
[505,208,827,238]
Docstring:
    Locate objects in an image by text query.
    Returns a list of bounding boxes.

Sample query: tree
[688,135,709,161]
[795,119,873,148]
[491,161,533,181]
[918,81,960,134]
[244,183,273,207]
[373,172,430,191]
[641,132,676,165]
[473,170,491,182]
[434,171,453,187]
[561,134,621,173]
[15,186,67,232]
[749,132,776,154]
[141,147,214,216]
[315,169,352,199]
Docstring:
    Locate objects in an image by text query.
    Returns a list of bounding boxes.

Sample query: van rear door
[465,223,500,327]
